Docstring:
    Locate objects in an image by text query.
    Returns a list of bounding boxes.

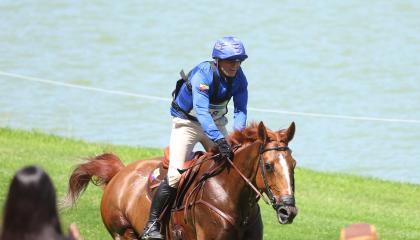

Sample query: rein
[181,142,294,228]
[178,142,293,208]
[226,143,292,209]
[225,156,270,204]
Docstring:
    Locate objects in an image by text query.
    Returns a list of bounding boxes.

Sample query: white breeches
[167,117,228,187]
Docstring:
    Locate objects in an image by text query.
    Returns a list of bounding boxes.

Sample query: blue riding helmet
[212,36,248,61]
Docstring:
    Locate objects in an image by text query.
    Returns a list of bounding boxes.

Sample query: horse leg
[243,206,263,240]
[103,210,138,240]
[122,228,138,240]
[110,226,138,240]
[242,217,263,240]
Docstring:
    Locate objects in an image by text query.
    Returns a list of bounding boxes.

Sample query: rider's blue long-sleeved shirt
[170,61,248,142]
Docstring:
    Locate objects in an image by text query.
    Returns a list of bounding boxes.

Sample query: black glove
[215,138,234,161]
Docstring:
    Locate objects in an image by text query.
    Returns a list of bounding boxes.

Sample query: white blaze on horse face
[278,154,292,195]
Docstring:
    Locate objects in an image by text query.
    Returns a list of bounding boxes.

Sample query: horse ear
[258,121,268,144]
[286,122,296,142]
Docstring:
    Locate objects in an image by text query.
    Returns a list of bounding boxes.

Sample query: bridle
[226,142,295,210]
[258,144,295,209]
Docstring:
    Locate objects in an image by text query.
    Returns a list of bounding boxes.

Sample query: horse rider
[142,36,249,240]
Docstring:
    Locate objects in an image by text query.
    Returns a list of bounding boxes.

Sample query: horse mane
[207,122,288,157]
[228,122,288,145]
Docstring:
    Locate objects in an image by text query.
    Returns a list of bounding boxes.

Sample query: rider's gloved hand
[215,138,234,161]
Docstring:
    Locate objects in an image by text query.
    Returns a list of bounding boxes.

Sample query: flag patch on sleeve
[198,83,209,92]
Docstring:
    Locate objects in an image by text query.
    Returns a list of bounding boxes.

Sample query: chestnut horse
[65,122,298,239]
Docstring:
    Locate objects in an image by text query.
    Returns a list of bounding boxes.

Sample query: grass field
[1,127,420,239]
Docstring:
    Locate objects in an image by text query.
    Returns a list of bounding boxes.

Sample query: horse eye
[264,163,273,172]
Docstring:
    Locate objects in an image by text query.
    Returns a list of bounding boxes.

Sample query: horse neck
[234,141,262,179]
[212,141,262,202]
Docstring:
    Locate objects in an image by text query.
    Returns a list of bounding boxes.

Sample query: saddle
[146,147,205,204]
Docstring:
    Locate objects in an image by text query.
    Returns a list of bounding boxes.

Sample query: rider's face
[218,59,242,78]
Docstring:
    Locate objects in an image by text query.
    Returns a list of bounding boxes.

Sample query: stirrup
[142,220,165,240]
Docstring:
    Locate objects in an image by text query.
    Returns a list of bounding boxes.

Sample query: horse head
[254,121,298,224]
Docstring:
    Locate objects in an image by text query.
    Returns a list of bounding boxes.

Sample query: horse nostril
[277,206,290,224]
[277,206,297,224]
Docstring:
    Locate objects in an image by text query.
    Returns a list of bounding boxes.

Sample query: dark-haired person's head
[1,165,67,240]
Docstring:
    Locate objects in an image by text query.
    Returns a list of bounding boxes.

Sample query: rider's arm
[233,70,248,131]
[190,68,225,142]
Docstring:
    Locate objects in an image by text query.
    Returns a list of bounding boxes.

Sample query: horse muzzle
[275,195,298,224]
[277,205,298,224]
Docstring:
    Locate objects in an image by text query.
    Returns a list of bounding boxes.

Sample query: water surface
[1,1,419,183]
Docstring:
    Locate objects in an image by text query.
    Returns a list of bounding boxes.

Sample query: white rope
[0,71,169,102]
[246,107,420,123]
[1,70,419,124]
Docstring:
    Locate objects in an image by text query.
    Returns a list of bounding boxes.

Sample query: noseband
[258,144,295,209]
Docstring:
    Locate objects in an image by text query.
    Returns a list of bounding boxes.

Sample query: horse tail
[61,153,124,208]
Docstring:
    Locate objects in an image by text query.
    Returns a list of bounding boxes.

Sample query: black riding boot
[141,178,177,240]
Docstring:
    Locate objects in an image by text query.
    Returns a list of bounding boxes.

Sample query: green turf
[1,128,419,239]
